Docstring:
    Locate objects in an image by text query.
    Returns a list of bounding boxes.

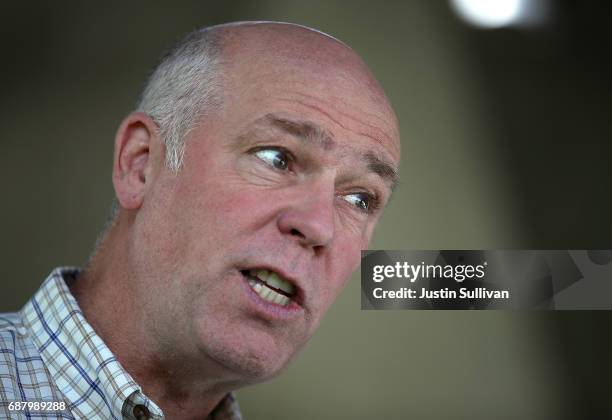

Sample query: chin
[199,325,298,383]
[209,343,293,384]
[224,349,289,382]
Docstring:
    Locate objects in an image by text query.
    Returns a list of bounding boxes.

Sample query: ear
[112,112,161,210]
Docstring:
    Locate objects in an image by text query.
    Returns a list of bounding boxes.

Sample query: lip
[238,267,305,321]
[241,264,305,305]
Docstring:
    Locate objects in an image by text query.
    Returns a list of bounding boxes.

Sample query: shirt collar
[21,267,241,420]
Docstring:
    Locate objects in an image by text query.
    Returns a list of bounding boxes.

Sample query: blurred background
[1,1,610,418]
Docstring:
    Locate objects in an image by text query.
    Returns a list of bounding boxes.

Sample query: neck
[70,214,240,419]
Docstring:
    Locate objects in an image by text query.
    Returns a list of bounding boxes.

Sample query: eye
[253,147,292,171]
[342,192,378,214]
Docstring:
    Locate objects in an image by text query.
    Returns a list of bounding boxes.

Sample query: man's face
[130,36,400,382]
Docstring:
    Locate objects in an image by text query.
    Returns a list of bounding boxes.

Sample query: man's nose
[276,178,335,251]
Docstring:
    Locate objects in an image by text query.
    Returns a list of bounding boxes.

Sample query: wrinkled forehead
[217,23,401,162]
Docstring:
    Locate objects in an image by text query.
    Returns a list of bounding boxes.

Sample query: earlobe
[112,112,159,210]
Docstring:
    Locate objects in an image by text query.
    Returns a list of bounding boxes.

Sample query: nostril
[290,228,305,239]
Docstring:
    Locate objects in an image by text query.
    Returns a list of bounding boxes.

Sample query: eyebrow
[260,113,399,191]
[364,151,399,192]
[265,114,336,151]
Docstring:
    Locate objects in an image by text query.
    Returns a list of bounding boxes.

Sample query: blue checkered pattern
[0,267,242,419]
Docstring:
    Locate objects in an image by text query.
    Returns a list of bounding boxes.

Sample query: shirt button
[133,404,151,420]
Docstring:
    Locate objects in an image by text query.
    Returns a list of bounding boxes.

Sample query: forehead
[218,26,401,163]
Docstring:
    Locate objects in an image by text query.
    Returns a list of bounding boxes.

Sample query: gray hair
[89,27,225,262]
[136,26,225,172]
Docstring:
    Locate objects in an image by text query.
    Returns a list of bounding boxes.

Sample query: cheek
[327,223,375,299]
[169,169,249,224]
[316,235,365,314]
[210,186,262,216]
[195,186,270,241]
[184,158,264,210]
[336,230,368,275]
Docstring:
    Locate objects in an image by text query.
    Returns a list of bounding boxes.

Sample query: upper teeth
[250,269,296,295]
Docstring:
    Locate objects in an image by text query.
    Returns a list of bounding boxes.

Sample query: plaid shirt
[0,267,242,420]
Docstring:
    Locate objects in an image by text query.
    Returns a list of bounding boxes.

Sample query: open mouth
[241,269,297,307]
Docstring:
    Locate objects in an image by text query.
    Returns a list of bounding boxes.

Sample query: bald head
[216,21,354,66]
[221,22,399,158]
[137,21,400,171]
